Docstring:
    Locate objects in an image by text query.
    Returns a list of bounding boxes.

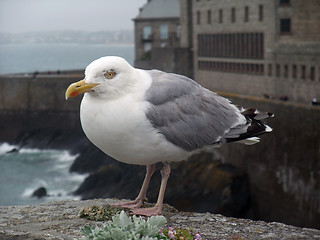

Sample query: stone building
[134,0,320,103]
[133,0,193,77]
[188,0,320,103]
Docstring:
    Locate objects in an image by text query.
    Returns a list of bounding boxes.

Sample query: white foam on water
[0,142,17,155]
[52,150,80,171]
[21,179,49,198]
[20,149,85,198]
[0,143,86,205]
[19,148,55,154]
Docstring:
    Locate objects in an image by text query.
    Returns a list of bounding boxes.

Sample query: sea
[0,42,134,75]
[0,42,134,206]
[0,143,86,206]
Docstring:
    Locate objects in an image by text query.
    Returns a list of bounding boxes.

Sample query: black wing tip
[226,107,273,144]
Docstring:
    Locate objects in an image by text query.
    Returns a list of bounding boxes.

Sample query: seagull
[65,56,273,216]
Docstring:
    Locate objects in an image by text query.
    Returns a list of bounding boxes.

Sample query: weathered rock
[69,139,115,173]
[31,187,48,198]
[74,151,251,218]
[0,199,319,240]
[6,148,19,154]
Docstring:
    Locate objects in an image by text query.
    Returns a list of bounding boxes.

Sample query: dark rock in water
[32,187,48,198]
[6,148,19,153]
[74,150,251,218]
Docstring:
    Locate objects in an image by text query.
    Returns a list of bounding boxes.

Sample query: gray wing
[145,70,244,151]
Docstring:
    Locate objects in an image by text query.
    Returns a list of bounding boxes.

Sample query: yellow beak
[65,79,99,100]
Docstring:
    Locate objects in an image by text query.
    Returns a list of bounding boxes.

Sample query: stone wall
[1,199,319,240]
[278,0,320,43]
[0,73,83,142]
[217,92,320,229]
[135,47,193,78]
[0,73,319,228]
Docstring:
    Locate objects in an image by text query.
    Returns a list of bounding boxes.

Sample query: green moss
[79,204,129,221]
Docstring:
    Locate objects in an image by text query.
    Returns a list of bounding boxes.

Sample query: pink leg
[111,164,155,209]
[131,162,171,216]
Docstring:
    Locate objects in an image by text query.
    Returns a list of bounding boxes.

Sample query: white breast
[80,92,190,166]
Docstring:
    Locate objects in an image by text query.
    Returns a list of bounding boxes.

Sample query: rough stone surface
[1,199,319,240]
[74,151,251,218]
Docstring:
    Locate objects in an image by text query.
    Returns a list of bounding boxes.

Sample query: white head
[65,56,138,100]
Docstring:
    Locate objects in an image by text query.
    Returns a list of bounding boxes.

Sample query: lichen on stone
[79,204,128,221]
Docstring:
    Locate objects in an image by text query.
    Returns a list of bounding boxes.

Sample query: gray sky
[0,0,146,33]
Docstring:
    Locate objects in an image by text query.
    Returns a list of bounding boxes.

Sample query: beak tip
[65,92,70,100]
[65,79,96,100]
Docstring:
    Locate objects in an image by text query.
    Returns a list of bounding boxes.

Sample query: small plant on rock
[80,210,166,239]
[79,205,127,221]
[80,211,205,240]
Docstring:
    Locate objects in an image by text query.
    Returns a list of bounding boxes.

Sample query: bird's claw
[130,205,162,217]
[110,199,145,209]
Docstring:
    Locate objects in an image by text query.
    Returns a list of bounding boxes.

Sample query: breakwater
[218,92,320,229]
[0,73,319,229]
[0,72,83,144]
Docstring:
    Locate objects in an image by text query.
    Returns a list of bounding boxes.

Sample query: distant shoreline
[0,30,134,45]
[0,42,134,46]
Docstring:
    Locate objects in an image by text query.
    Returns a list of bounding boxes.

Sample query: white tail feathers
[237,137,260,145]
[265,125,273,132]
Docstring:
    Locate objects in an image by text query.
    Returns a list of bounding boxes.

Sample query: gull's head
[65,56,135,99]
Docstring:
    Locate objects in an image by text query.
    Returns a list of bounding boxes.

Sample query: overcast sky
[0,0,146,33]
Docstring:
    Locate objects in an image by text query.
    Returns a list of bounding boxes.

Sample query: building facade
[189,0,320,103]
[133,0,193,77]
[134,0,320,103]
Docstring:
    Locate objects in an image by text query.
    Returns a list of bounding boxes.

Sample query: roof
[135,0,180,19]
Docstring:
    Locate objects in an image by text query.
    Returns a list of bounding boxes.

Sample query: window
[176,25,181,38]
[207,10,212,24]
[310,66,315,81]
[198,61,264,75]
[268,64,272,76]
[143,42,152,53]
[231,8,236,23]
[280,18,291,34]
[244,6,249,22]
[219,9,223,23]
[259,5,264,21]
[280,0,290,6]
[198,33,264,59]
[292,65,297,78]
[301,65,306,79]
[159,24,168,40]
[284,65,288,78]
[276,64,280,77]
[197,11,201,24]
[143,26,152,40]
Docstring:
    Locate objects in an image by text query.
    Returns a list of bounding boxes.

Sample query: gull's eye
[104,70,116,79]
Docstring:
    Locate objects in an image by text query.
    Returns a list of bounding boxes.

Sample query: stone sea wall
[217,92,320,229]
[0,73,319,229]
[0,72,83,144]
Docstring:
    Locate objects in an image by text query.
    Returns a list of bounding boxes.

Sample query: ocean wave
[21,172,86,202]
[1,143,85,206]
[21,179,49,198]
[0,142,17,155]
